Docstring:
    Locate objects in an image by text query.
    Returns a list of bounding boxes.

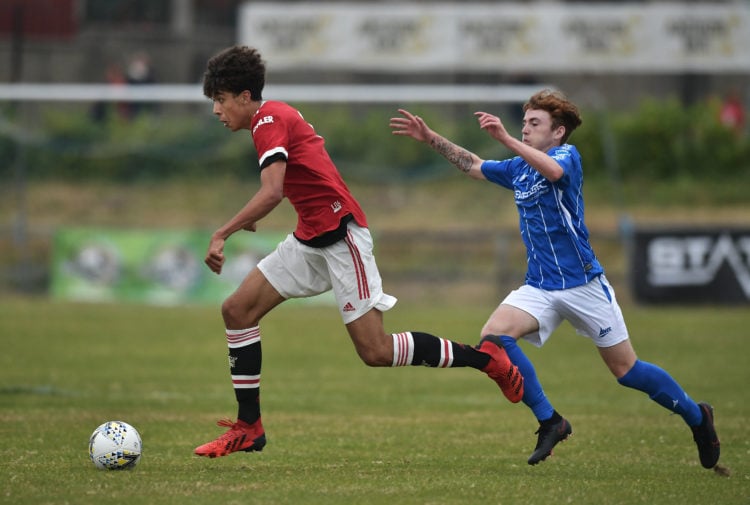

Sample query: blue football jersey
[481,144,603,290]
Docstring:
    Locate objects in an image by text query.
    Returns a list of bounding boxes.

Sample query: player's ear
[553,125,566,142]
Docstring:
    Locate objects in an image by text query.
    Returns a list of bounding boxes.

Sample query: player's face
[521,109,563,152]
[211,91,252,131]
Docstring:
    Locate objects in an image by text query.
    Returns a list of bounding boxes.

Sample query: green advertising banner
[50,227,334,306]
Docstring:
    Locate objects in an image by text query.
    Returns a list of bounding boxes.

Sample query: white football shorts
[257,222,397,324]
[502,274,629,348]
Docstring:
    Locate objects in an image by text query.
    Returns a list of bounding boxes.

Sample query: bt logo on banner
[632,229,750,304]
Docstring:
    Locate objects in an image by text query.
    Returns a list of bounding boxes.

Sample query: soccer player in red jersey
[193,46,523,458]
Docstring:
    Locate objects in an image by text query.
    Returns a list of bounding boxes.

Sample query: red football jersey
[250,101,368,241]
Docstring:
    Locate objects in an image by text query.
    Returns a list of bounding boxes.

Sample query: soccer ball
[88,421,142,470]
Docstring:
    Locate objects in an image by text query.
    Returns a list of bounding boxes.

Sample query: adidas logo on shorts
[342,302,356,312]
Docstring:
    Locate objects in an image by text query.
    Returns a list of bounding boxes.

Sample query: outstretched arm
[390,109,486,180]
[475,111,564,181]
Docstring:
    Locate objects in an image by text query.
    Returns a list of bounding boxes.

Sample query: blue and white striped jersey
[481,144,603,290]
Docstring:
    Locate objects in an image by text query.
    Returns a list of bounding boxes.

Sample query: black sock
[393,331,490,369]
[226,327,262,424]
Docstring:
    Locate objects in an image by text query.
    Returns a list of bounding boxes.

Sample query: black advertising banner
[631,228,750,304]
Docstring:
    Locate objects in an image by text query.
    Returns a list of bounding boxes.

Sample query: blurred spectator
[126,52,156,86]
[90,63,129,122]
[126,52,157,116]
[719,89,745,135]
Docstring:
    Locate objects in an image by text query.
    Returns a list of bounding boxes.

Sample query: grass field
[1,296,747,505]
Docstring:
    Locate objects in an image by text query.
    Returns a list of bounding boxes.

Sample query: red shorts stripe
[345,231,370,300]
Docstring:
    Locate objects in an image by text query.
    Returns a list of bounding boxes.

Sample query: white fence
[0,83,547,104]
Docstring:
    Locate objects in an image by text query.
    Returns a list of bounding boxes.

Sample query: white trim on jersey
[259,146,288,167]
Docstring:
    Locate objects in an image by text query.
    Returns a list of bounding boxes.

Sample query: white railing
[0,83,547,104]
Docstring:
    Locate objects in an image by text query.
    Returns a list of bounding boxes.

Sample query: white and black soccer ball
[88,421,142,470]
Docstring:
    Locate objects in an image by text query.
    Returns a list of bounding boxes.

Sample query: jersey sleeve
[481,158,517,189]
[253,110,290,170]
[549,145,581,187]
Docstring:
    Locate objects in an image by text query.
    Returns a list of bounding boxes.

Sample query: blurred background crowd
[0,0,747,305]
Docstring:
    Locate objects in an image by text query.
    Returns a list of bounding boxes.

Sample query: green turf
[1,297,747,505]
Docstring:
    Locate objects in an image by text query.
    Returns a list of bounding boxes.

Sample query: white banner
[239,2,750,73]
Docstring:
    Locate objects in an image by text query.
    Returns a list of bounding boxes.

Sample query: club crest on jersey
[331,200,342,213]
[252,115,274,134]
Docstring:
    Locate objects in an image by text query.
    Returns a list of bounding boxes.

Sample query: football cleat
[478,335,524,403]
[528,417,572,465]
[691,402,720,469]
[194,418,266,458]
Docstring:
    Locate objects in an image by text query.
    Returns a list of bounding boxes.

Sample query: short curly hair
[523,89,582,144]
[203,46,266,100]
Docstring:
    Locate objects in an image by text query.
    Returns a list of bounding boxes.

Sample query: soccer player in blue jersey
[390,89,720,469]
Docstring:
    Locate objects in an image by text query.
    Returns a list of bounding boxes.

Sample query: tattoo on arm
[430,136,474,173]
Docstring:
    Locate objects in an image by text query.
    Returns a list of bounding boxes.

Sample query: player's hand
[475,111,510,142]
[205,236,226,274]
[390,109,433,143]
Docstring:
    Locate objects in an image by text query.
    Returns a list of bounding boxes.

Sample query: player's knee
[347,320,392,366]
[356,344,392,367]
[221,296,254,328]
[481,319,511,337]
[481,324,524,340]
[359,354,391,367]
[481,325,504,339]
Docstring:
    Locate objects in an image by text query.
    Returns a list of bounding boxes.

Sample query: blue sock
[617,359,702,426]
[499,335,555,421]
